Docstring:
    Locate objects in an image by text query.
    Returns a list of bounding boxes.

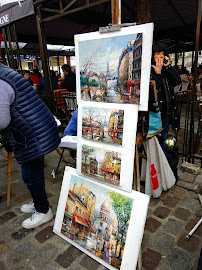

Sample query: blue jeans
[21,156,49,214]
[158,117,170,151]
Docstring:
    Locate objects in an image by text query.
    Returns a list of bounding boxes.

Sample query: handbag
[147,111,162,137]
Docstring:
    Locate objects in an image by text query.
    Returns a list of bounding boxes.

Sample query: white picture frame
[76,101,138,192]
[53,166,150,270]
[75,22,153,111]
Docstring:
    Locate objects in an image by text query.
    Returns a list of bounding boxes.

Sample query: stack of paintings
[54,23,153,270]
[76,101,138,192]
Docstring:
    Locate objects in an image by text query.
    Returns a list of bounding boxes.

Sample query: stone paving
[0,146,201,270]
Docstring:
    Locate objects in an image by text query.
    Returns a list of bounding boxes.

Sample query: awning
[88,223,96,233]
[0,0,34,27]
[73,214,89,227]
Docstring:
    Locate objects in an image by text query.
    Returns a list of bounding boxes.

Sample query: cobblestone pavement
[0,147,201,270]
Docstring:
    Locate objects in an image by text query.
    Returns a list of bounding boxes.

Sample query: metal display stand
[99,3,143,267]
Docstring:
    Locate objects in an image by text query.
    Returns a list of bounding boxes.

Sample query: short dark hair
[151,44,168,64]
[23,70,30,75]
[152,44,168,55]
[62,64,71,73]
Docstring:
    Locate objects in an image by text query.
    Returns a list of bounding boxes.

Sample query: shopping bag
[143,136,176,198]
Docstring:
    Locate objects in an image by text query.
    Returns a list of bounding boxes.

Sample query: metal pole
[2,28,11,67]
[57,53,61,75]
[12,24,22,71]
[182,50,185,68]
[6,26,14,68]
[36,6,52,94]
[189,0,202,163]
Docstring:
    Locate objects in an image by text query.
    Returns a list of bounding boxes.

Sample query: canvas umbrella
[0,0,23,7]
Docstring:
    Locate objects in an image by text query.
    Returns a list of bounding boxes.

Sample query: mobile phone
[164,58,168,64]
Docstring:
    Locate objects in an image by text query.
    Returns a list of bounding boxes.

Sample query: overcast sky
[79,33,138,77]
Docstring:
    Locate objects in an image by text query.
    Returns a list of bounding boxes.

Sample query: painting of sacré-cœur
[82,106,124,145]
[79,33,142,104]
[61,175,134,270]
[81,145,121,186]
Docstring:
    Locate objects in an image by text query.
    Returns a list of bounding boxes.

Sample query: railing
[39,92,77,131]
[176,90,202,165]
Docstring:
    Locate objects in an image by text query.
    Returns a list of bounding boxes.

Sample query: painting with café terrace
[61,175,134,269]
[81,145,121,186]
[82,106,124,145]
[79,33,142,104]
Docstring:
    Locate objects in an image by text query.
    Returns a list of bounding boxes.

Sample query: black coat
[151,65,181,131]
[62,71,76,92]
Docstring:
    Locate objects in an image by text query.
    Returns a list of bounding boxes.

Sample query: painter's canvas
[78,33,142,104]
[61,174,133,269]
[81,145,121,186]
[82,106,124,145]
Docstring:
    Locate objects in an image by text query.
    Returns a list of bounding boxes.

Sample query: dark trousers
[158,116,170,151]
[21,156,49,214]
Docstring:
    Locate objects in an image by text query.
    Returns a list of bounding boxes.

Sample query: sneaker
[22,208,53,229]
[21,201,36,213]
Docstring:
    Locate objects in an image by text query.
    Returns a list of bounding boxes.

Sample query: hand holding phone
[164,56,170,67]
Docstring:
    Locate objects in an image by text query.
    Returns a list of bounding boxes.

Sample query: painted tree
[109,191,133,258]
[82,145,95,173]
[83,107,102,139]
[81,54,97,98]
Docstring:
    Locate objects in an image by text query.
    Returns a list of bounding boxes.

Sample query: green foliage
[82,145,89,152]
[109,191,133,244]
[89,147,95,153]
[100,82,106,89]
[82,145,95,154]
[90,79,99,87]
[80,75,88,86]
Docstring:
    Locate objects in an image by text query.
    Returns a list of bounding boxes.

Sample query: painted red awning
[73,214,88,227]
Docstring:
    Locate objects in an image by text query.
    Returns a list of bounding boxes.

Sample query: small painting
[81,145,121,186]
[82,106,124,145]
[78,33,142,104]
[61,174,133,269]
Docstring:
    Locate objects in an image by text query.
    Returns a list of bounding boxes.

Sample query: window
[75,206,78,213]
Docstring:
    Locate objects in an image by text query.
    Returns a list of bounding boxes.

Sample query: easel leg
[7,152,12,209]
[55,148,65,175]
[135,143,142,270]
[56,147,67,162]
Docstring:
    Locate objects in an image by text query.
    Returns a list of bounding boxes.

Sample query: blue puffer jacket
[0,64,61,164]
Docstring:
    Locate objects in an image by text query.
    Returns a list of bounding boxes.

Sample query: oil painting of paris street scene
[82,107,124,145]
[79,32,142,104]
[81,145,121,186]
[61,175,134,269]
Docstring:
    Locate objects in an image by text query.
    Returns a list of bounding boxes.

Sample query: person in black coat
[37,70,59,95]
[61,64,76,92]
[151,45,181,151]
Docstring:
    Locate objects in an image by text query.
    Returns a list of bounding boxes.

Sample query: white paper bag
[143,136,176,198]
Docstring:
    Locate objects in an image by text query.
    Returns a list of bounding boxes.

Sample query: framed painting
[53,167,150,270]
[77,101,138,192]
[81,106,124,145]
[75,23,153,111]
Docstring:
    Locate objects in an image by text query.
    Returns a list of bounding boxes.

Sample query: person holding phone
[151,45,181,151]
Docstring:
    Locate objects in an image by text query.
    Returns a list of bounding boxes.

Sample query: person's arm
[164,65,182,87]
[0,80,15,130]
[64,109,78,136]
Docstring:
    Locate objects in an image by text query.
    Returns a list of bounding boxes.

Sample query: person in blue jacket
[64,108,78,159]
[64,108,78,136]
[0,64,61,229]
